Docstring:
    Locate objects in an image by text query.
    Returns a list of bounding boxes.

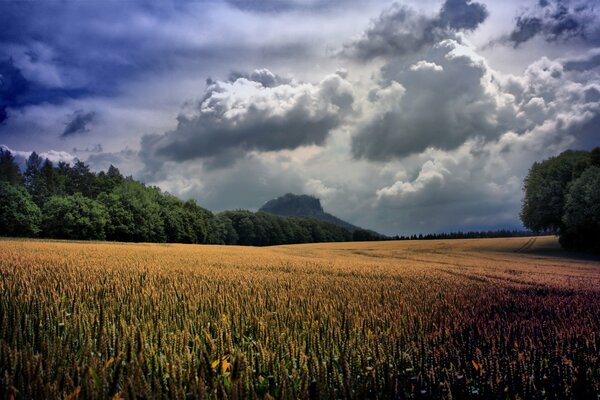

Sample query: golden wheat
[0,237,599,398]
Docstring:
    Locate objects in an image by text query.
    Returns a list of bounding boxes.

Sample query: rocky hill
[259,193,384,237]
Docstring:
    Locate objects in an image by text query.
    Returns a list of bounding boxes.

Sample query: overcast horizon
[1,0,599,235]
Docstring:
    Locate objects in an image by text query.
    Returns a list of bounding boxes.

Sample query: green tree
[96,191,135,241]
[98,179,166,242]
[24,151,42,189]
[28,159,65,206]
[520,150,590,233]
[67,159,97,197]
[210,214,238,245]
[96,165,124,195]
[182,199,210,244]
[42,193,108,240]
[560,166,600,252]
[0,148,23,185]
[0,181,42,236]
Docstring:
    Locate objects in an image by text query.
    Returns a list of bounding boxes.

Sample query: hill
[259,193,384,237]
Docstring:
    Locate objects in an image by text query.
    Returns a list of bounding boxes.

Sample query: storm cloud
[140,69,354,170]
[352,39,518,160]
[341,0,488,60]
[62,110,96,137]
[2,0,600,235]
[0,59,29,123]
[507,0,600,47]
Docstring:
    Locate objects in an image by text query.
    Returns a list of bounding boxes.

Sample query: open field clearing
[1,237,599,399]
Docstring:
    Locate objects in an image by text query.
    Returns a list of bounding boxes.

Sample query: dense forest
[521,147,600,252]
[0,148,380,245]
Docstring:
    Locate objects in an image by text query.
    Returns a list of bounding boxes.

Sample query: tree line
[0,148,380,245]
[393,230,539,241]
[521,147,600,252]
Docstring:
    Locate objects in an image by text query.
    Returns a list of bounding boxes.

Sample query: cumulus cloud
[376,160,448,199]
[352,39,518,160]
[140,69,354,171]
[0,59,29,123]
[62,110,96,137]
[410,60,443,72]
[507,0,600,47]
[352,28,600,161]
[341,0,487,60]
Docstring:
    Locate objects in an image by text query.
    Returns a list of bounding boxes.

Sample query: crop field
[1,237,599,399]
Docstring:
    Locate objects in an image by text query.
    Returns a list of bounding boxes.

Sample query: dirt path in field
[514,237,537,252]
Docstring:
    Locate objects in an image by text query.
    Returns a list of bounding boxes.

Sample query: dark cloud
[73,144,103,154]
[341,0,488,60]
[0,59,29,123]
[140,70,354,171]
[507,0,600,47]
[352,40,517,161]
[509,16,544,45]
[62,110,96,137]
[438,0,488,30]
[563,49,600,71]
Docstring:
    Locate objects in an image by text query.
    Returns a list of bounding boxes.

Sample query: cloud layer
[1,0,600,235]
[140,70,354,170]
[507,0,600,47]
[341,0,488,60]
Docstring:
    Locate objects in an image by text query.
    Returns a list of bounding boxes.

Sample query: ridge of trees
[392,230,540,241]
[521,147,600,252]
[0,148,380,245]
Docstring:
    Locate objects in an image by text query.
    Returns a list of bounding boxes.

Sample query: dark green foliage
[219,210,352,246]
[207,214,239,244]
[0,148,23,185]
[66,159,97,197]
[42,193,108,240]
[521,148,600,252]
[158,195,208,244]
[0,181,41,236]
[0,152,373,245]
[26,158,65,206]
[95,164,124,194]
[560,166,600,252]
[99,179,166,242]
[520,150,590,233]
[352,228,381,241]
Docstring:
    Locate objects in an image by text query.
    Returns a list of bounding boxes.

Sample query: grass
[1,236,599,398]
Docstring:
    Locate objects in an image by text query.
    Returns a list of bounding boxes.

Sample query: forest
[0,148,378,245]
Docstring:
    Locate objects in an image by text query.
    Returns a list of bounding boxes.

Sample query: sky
[1,0,599,235]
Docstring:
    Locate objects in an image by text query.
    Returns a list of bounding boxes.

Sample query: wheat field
[1,237,599,399]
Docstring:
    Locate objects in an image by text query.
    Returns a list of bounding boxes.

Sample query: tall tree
[520,150,590,233]
[560,166,600,252]
[0,148,23,185]
[24,151,42,189]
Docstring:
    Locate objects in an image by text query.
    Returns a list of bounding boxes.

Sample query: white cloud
[410,60,444,72]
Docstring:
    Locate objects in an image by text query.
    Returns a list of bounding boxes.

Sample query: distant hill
[259,193,385,237]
